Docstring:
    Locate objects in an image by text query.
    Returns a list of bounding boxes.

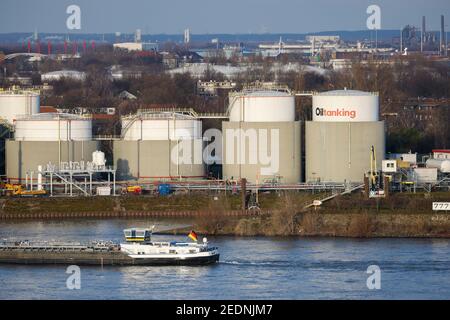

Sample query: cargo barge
[0,228,219,266]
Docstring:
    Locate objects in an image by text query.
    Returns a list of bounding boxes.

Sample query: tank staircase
[302,183,365,210]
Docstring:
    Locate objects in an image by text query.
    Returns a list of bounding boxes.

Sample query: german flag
[188,230,198,242]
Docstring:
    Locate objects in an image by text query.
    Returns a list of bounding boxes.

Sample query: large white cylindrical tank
[312,89,378,122]
[122,113,202,141]
[426,159,450,173]
[228,91,295,122]
[0,90,40,124]
[14,113,92,141]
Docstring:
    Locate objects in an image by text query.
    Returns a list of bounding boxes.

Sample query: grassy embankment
[193,191,450,238]
[0,191,449,238]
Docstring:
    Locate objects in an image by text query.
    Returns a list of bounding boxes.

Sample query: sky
[0,0,449,34]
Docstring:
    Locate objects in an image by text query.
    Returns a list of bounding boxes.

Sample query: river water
[0,219,449,300]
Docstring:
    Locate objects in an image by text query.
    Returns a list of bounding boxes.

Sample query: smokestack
[135,29,142,43]
[441,15,445,56]
[421,16,425,52]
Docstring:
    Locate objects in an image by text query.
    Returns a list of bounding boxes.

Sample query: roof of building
[118,90,137,100]
[39,106,58,113]
[432,149,450,154]
[41,70,86,80]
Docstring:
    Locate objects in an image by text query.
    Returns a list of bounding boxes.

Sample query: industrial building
[114,111,205,181]
[222,89,301,184]
[113,42,159,52]
[305,89,385,183]
[6,113,100,182]
[41,70,87,82]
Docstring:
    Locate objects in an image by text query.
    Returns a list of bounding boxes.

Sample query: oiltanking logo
[315,107,357,119]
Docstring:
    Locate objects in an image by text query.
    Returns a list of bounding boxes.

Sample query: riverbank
[0,191,449,238]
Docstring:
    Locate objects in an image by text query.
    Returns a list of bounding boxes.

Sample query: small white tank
[228,90,295,122]
[92,151,106,166]
[426,159,450,173]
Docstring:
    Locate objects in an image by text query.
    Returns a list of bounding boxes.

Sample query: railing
[93,135,121,140]
[14,113,92,121]
[135,107,198,118]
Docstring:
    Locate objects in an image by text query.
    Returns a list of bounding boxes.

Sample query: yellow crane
[370,145,378,186]
[368,146,385,198]
[4,184,47,197]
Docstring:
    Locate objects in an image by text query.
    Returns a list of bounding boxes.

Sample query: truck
[126,185,142,195]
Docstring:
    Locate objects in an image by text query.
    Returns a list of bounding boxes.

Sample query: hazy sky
[1,0,449,34]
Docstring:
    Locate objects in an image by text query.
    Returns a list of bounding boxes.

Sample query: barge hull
[0,251,219,266]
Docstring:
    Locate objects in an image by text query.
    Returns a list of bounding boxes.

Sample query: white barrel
[0,91,40,124]
[426,159,450,173]
[228,91,295,122]
[312,89,379,122]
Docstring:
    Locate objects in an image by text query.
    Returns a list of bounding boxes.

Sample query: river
[0,219,449,300]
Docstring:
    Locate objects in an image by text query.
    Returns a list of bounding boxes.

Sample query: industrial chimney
[421,16,426,52]
[440,15,445,56]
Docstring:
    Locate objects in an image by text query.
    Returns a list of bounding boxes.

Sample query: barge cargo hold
[0,228,220,266]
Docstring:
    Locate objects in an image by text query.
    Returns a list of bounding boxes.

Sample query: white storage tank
[228,90,295,122]
[114,111,205,181]
[122,112,202,141]
[312,89,379,122]
[6,113,98,182]
[306,89,385,183]
[13,113,92,141]
[223,89,301,183]
[426,159,450,173]
[0,89,40,124]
